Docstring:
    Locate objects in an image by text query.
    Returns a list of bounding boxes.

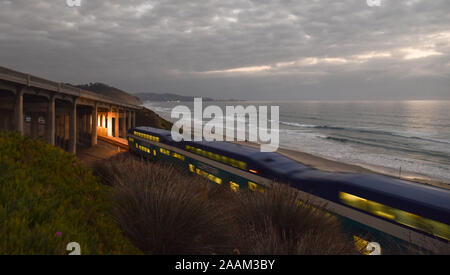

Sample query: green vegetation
[94,154,359,255]
[136,107,173,130]
[0,132,139,255]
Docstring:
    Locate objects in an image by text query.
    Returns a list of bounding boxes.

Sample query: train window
[207,151,214,159]
[220,155,228,164]
[189,164,195,173]
[238,161,247,170]
[230,181,240,192]
[172,152,185,161]
[213,154,220,161]
[160,148,171,156]
[195,168,222,185]
[185,146,248,171]
[248,181,264,193]
[229,158,237,167]
[339,192,450,241]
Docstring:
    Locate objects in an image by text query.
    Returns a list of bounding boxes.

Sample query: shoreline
[232,140,450,190]
[141,104,450,190]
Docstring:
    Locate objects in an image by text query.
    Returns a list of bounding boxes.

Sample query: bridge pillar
[47,95,55,145]
[30,113,39,139]
[91,103,98,146]
[120,109,127,138]
[15,87,24,135]
[127,110,132,130]
[107,107,113,137]
[114,108,119,138]
[69,98,77,154]
[132,111,136,128]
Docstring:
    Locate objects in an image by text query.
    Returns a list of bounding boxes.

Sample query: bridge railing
[0,65,142,110]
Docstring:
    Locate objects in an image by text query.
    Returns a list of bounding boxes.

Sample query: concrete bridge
[0,66,142,154]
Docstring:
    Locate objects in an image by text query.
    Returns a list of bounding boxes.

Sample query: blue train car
[127,126,450,251]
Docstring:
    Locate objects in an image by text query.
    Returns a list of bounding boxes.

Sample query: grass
[93,153,359,255]
[0,132,140,255]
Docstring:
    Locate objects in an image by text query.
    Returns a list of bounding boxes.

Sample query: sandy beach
[233,141,450,191]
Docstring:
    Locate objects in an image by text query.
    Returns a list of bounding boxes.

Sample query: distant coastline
[134,92,243,102]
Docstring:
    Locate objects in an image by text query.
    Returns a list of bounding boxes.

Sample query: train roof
[346,173,450,212]
[290,170,450,214]
[134,126,311,174]
[134,126,173,138]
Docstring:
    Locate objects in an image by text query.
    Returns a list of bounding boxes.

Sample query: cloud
[0,0,449,100]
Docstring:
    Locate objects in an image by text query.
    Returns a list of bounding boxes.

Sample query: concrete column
[81,112,85,134]
[127,110,132,130]
[30,113,39,139]
[15,88,24,134]
[114,108,119,138]
[120,110,127,138]
[132,111,136,128]
[91,103,98,146]
[47,95,55,145]
[69,98,77,154]
[87,113,91,134]
[107,107,113,137]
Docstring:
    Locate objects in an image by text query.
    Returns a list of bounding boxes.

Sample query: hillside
[134,92,214,102]
[75,83,143,106]
[136,107,173,131]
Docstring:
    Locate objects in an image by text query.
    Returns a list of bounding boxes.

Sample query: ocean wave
[316,135,450,164]
[280,121,319,128]
[280,121,450,145]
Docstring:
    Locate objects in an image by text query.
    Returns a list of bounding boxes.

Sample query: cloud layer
[0,0,449,100]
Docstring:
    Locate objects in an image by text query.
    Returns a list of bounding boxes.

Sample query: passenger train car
[128,126,450,252]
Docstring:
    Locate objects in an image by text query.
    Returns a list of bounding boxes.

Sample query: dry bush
[93,154,361,255]
[93,154,234,254]
[231,184,358,255]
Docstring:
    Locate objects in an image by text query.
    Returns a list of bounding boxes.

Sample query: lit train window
[339,192,450,241]
[195,168,222,185]
[189,164,195,173]
[160,148,171,156]
[248,181,264,193]
[213,154,221,161]
[230,181,240,192]
[128,137,134,142]
[184,145,248,171]
[153,150,157,156]
[134,131,160,142]
[172,152,185,161]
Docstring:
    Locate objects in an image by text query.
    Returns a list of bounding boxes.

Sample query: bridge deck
[98,135,129,150]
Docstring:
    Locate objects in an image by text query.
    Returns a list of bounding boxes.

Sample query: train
[127,126,450,252]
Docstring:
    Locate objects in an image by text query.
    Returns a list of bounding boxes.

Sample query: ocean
[144,100,450,184]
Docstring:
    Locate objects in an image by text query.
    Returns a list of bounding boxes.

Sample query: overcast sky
[0,0,449,100]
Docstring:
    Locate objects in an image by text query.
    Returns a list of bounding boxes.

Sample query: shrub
[231,184,358,255]
[98,154,234,254]
[0,131,139,255]
[95,154,358,255]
